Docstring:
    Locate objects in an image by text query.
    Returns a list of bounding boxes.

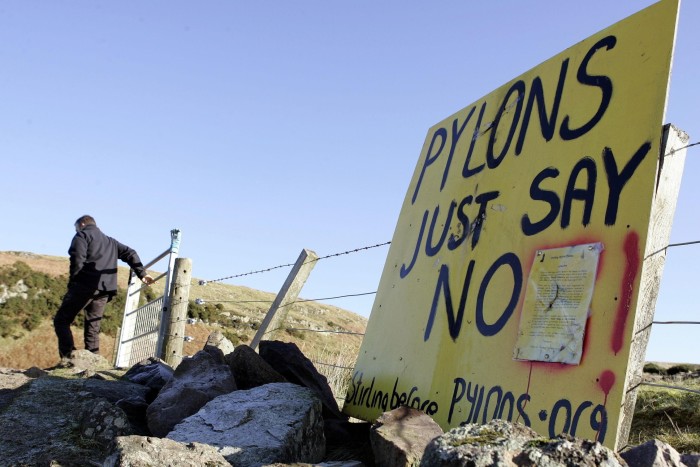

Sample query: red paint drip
[516,362,534,424]
[598,370,615,396]
[598,370,615,439]
[612,232,640,354]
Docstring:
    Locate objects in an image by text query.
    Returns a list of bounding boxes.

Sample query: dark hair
[75,215,96,226]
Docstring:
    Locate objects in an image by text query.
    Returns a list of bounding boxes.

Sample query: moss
[449,428,502,447]
[525,437,551,448]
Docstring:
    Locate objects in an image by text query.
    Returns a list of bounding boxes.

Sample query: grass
[629,379,700,453]
[304,344,358,404]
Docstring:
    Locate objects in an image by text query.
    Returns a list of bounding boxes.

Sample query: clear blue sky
[1,1,698,363]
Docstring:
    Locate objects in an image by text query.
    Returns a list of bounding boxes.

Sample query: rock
[259,340,345,419]
[206,329,235,356]
[79,378,150,435]
[146,349,237,437]
[371,406,443,467]
[168,382,325,466]
[324,418,374,465]
[225,344,287,390]
[620,439,684,467]
[0,367,31,410]
[420,419,625,467]
[682,453,700,467]
[80,399,131,448]
[523,435,627,466]
[104,435,230,466]
[3,346,695,467]
[82,377,150,404]
[116,396,151,436]
[24,366,48,378]
[66,349,113,371]
[266,463,365,467]
[122,357,174,399]
[0,377,136,465]
[203,343,227,362]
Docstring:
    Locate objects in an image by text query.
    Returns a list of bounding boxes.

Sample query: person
[53,215,154,359]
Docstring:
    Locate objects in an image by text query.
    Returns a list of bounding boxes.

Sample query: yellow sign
[344,0,679,449]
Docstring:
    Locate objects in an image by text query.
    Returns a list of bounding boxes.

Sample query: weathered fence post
[250,248,319,351]
[163,257,192,368]
[616,124,689,448]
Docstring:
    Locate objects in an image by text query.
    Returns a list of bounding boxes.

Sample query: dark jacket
[68,224,147,292]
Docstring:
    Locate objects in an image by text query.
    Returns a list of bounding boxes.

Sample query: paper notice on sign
[514,243,603,365]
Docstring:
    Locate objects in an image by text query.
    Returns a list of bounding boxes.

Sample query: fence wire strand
[653,321,700,325]
[195,291,376,308]
[646,239,700,259]
[200,241,390,284]
[151,198,700,391]
[666,140,699,156]
[640,382,700,396]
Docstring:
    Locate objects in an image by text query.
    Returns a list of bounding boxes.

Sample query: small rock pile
[0,336,698,466]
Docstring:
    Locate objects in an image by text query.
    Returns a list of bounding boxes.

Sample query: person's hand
[142,274,155,286]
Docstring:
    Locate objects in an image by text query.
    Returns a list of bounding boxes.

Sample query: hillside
[0,251,367,371]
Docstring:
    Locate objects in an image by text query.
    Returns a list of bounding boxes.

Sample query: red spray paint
[612,232,640,354]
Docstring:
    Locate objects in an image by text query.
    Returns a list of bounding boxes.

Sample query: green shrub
[644,363,666,375]
[284,327,305,340]
[0,260,127,338]
[187,300,220,323]
[667,364,693,376]
[0,315,16,338]
[221,329,241,346]
[23,310,43,331]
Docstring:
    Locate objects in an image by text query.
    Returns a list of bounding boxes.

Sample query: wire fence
[198,241,391,286]
[176,241,393,399]
[168,142,700,401]
[178,236,700,401]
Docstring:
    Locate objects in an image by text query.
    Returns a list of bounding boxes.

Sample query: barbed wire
[284,327,365,336]
[666,140,699,156]
[195,298,274,305]
[121,205,700,375]
[645,239,700,260]
[653,321,700,325]
[287,291,376,305]
[311,241,391,262]
[194,291,376,308]
[310,359,356,370]
[200,235,700,284]
[640,382,700,396]
[199,241,391,285]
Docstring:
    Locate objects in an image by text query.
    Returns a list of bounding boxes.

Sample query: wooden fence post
[163,257,192,368]
[616,124,689,449]
[250,248,319,351]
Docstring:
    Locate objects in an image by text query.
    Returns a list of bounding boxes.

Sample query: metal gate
[114,229,181,368]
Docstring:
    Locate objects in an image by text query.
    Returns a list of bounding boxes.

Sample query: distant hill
[0,251,367,371]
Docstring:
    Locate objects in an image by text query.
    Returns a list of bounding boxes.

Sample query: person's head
[74,215,96,232]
